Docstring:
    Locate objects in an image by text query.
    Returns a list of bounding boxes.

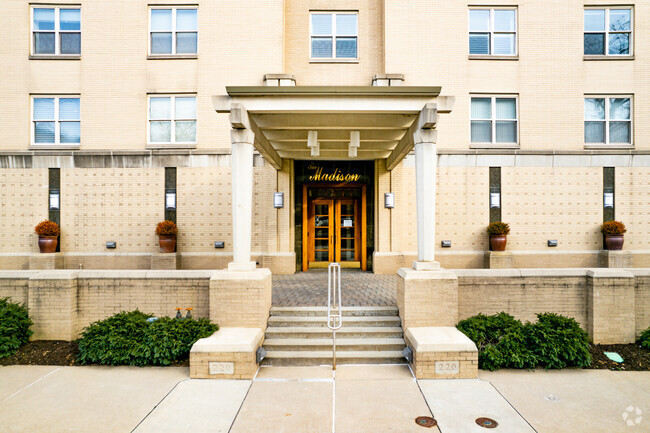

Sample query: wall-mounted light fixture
[384,193,395,209]
[274,192,284,208]
[165,191,176,210]
[547,240,558,247]
[603,192,614,208]
[49,190,60,210]
[441,240,452,248]
[490,192,501,209]
[214,241,225,249]
[106,241,117,249]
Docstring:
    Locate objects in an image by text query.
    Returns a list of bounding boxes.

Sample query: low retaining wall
[455,268,649,344]
[0,270,271,340]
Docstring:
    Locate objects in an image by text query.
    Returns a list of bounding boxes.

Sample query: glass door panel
[309,199,333,265]
[336,199,358,263]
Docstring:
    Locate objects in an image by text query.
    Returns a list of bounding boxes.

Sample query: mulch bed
[586,343,650,371]
[0,340,189,367]
[1,341,648,370]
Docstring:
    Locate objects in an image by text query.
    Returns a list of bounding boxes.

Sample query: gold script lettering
[308,167,360,182]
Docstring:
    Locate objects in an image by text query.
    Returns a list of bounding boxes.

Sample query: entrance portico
[214,85,455,275]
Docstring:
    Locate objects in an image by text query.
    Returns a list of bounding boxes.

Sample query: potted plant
[487,222,510,252]
[35,220,60,253]
[156,220,178,253]
[601,221,626,250]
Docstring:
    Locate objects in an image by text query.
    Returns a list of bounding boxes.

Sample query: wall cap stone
[629,269,650,277]
[397,267,458,280]
[0,271,38,279]
[29,270,79,280]
[587,269,635,279]
[452,269,522,278]
[146,270,215,279]
[406,327,477,353]
[190,327,263,353]
[211,268,272,281]
[78,270,148,279]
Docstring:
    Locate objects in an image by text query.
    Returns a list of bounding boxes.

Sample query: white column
[413,139,440,270]
[229,130,256,272]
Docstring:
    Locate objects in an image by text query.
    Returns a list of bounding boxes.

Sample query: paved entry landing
[272,271,397,306]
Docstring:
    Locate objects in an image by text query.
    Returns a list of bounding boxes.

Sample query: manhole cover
[415,416,437,428]
[476,417,498,428]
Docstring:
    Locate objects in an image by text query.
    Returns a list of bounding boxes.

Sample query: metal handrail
[327,262,342,370]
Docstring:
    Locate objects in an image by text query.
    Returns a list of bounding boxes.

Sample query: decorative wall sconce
[603,192,614,208]
[441,240,452,248]
[214,241,225,249]
[49,191,60,210]
[547,240,558,247]
[384,193,395,209]
[165,191,176,210]
[274,192,284,208]
[106,241,117,249]
[490,192,500,208]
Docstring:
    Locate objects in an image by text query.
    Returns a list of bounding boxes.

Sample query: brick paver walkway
[272,271,397,306]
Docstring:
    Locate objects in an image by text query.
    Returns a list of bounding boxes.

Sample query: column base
[210,268,272,329]
[227,261,257,272]
[151,252,181,270]
[598,250,632,268]
[29,253,64,270]
[412,261,441,271]
[397,267,458,329]
[484,251,513,269]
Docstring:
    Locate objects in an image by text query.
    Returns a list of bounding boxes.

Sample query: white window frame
[468,7,518,56]
[31,96,81,146]
[147,95,197,145]
[309,12,358,60]
[148,7,198,56]
[470,95,519,146]
[584,95,633,146]
[584,7,633,57]
[30,6,81,56]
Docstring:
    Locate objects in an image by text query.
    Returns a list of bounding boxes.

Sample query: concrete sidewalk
[0,365,648,433]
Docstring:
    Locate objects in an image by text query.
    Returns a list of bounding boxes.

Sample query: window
[149,8,197,55]
[584,8,632,56]
[469,8,517,56]
[32,97,80,145]
[148,96,196,144]
[471,97,518,144]
[585,97,632,145]
[31,7,81,55]
[310,13,358,59]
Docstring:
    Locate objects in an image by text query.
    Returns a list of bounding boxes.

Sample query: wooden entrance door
[307,198,361,269]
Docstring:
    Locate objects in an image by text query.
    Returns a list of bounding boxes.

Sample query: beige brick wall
[635,273,650,338]
[0,169,48,253]
[0,0,284,152]
[397,269,459,329]
[285,0,384,86]
[190,351,258,380]
[502,167,602,251]
[409,350,478,380]
[209,269,272,329]
[76,275,211,332]
[617,168,650,250]
[0,273,31,305]
[61,168,163,252]
[384,0,650,152]
[457,274,588,327]
[587,272,636,344]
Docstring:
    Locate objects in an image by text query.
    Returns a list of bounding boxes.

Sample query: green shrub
[0,297,33,358]
[639,327,650,349]
[457,312,591,371]
[457,313,536,371]
[524,313,591,369]
[78,310,217,366]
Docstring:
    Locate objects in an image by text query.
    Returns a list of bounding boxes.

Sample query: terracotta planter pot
[605,234,624,251]
[38,236,58,253]
[158,235,176,253]
[490,235,507,252]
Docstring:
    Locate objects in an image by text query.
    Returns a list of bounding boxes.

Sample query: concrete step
[261,350,407,366]
[269,306,399,317]
[267,315,401,328]
[265,326,404,339]
[262,338,406,352]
